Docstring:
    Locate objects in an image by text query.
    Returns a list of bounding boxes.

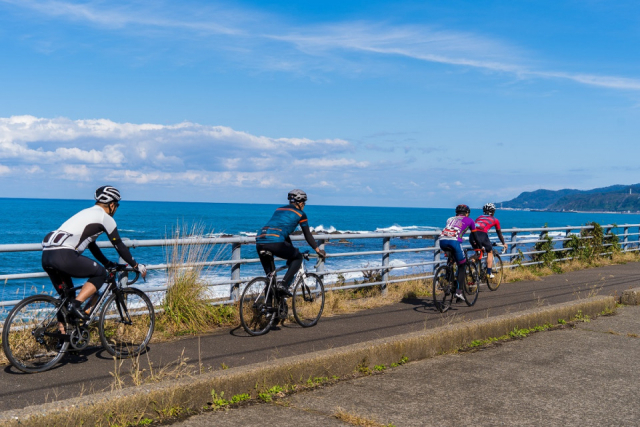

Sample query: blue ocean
[2,198,640,303]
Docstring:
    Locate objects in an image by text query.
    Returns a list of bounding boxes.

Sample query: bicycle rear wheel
[463,262,479,306]
[239,277,276,336]
[432,266,454,313]
[292,273,325,327]
[99,288,155,358]
[486,252,504,291]
[2,295,69,373]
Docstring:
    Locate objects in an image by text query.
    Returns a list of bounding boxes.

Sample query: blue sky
[0,0,638,207]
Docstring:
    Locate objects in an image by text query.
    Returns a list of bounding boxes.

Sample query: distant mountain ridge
[500,184,640,212]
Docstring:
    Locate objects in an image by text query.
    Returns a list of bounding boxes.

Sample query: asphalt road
[1,262,639,413]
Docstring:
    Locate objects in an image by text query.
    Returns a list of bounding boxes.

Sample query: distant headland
[500,184,640,213]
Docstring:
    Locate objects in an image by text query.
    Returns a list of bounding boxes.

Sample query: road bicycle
[432,248,479,313]
[2,265,154,373]
[239,251,324,336]
[466,243,504,291]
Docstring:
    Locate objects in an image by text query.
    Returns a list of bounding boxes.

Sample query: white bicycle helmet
[95,186,121,204]
[483,202,496,214]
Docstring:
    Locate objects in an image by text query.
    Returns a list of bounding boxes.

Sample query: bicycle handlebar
[107,265,140,286]
[301,250,324,268]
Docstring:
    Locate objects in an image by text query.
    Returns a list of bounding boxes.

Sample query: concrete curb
[0,296,616,427]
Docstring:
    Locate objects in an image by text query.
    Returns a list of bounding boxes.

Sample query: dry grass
[156,223,237,338]
[503,251,640,284]
[334,408,394,427]
[323,277,430,317]
[111,349,197,391]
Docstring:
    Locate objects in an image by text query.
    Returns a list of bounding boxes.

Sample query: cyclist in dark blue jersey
[255,189,326,296]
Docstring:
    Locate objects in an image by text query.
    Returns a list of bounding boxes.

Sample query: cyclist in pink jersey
[469,203,507,278]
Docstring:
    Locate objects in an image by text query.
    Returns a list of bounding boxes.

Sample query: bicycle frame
[44,267,138,335]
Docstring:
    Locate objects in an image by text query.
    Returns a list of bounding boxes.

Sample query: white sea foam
[311,224,337,233]
[375,224,439,233]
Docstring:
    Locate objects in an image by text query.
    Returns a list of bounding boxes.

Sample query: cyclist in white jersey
[41,186,147,321]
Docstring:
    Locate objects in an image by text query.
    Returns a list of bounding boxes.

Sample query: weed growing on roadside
[390,355,408,368]
[334,408,395,427]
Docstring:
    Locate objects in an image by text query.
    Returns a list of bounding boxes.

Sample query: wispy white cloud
[62,164,91,180]
[4,0,640,91]
[293,158,370,168]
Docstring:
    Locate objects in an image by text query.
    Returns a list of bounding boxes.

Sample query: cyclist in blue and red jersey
[255,189,326,296]
[438,204,477,301]
[469,203,507,278]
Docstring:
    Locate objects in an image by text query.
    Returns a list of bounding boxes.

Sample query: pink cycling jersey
[474,215,501,233]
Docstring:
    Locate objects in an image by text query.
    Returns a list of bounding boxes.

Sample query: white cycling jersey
[42,206,117,253]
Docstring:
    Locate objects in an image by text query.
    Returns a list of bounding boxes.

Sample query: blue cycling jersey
[256,204,310,244]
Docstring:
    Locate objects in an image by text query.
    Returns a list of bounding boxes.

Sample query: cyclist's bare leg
[76,282,97,303]
[487,251,494,269]
[83,293,100,315]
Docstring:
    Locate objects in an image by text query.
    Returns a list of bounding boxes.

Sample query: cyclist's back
[256,204,310,245]
[469,203,506,252]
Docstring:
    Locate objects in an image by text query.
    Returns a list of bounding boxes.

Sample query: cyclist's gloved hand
[136,263,147,279]
[501,244,507,254]
[316,249,327,258]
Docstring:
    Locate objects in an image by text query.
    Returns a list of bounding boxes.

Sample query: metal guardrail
[1,224,639,308]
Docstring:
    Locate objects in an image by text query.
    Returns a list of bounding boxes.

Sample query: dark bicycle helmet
[95,186,121,204]
[455,204,470,215]
[483,202,496,214]
[288,189,308,203]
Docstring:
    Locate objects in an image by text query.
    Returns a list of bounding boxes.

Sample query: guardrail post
[381,237,390,295]
[510,230,518,258]
[605,227,612,252]
[623,227,629,252]
[230,243,242,301]
[316,239,326,277]
[565,229,572,259]
[433,236,441,270]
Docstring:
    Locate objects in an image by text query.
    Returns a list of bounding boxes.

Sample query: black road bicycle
[432,248,479,313]
[2,265,154,373]
[239,251,324,336]
[466,243,504,291]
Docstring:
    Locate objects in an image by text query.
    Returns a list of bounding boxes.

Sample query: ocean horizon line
[0,196,457,211]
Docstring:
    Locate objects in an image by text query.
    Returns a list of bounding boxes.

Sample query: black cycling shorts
[469,231,493,253]
[41,249,107,296]
[255,241,303,287]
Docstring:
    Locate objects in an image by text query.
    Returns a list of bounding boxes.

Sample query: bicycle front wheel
[2,295,69,373]
[99,288,155,358]
[486,252,504,291]
[292,273,325,327]
[239,277,276,336]
[463,262,479,306]
[432,266,453,313]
